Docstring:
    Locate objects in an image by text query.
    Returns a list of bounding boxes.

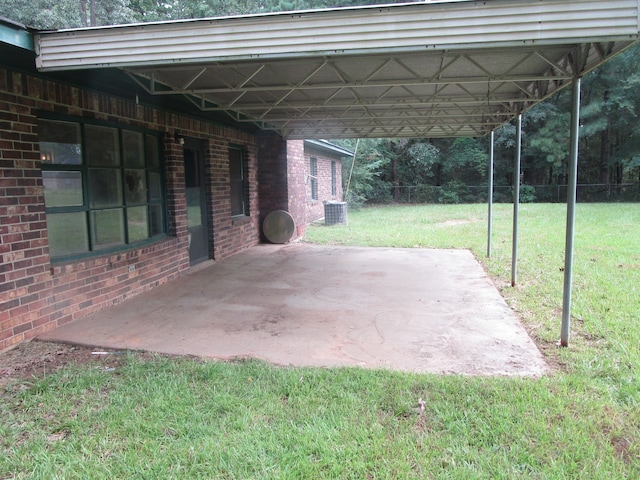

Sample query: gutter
[0,16,35,51]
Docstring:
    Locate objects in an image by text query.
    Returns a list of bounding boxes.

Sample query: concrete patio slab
[39,244,548,376]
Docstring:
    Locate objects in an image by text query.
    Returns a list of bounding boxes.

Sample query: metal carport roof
[34,0,640,139]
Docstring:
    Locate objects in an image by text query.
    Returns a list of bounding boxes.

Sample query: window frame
[38,116,167,262]
[331,160,337,196]
[229,146,249,217]
[310,157,318,201]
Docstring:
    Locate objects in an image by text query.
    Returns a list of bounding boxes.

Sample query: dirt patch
[436,218,480,227]
[0,340,123,388]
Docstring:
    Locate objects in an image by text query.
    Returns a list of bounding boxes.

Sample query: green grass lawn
[2,203,639,479]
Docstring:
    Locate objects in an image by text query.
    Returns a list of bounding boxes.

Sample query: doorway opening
[183,138,211,265]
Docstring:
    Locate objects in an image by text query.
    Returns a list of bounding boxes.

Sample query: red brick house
[303,140,348,224]
[0,18,351,351]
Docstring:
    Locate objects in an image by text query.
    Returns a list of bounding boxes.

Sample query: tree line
[337,43,640,205]
[0,0,408,29]
[2,0,638,204]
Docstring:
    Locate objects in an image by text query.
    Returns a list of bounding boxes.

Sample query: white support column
[487,130,495,258]
[560,76,582,347]
[511,115,522,287]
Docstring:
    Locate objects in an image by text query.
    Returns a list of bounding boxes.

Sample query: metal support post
[561,76,582,347]
[511,114,522,287]
[487,130,494,258]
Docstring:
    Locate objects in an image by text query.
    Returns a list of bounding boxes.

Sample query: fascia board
[35,0,640,71]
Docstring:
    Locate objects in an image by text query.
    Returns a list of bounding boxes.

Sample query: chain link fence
[387,183,640,204]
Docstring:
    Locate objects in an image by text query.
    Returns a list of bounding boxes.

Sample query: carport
[34,0,640,347]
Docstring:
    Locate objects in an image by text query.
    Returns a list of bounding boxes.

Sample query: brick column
[257,132,289,240]
[163,131,188,254]
[285,140,307,238]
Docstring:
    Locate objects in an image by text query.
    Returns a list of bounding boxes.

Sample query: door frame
[183,137,211,265]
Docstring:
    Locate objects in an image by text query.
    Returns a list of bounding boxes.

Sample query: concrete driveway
[39,244,547,376]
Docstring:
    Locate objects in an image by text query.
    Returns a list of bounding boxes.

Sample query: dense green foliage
[337,43,640,205]
[330,43,640,205]
[0,0,408,28]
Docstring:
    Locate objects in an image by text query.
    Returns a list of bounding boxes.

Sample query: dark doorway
[184,138,210,265]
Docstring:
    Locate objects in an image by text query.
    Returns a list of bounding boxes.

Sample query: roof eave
[34,0,640,72]
[305,139,354,157]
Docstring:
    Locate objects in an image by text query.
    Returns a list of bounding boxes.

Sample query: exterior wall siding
[0,65,265,351]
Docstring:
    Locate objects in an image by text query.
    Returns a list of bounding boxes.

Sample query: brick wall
[0,66,266,351]
[257,132,290,240]
[209,139,260,258]
[286,140,307,238]
[256,138,345,237]
[304,145,344,224]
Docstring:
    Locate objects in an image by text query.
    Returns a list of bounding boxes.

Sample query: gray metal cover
[263,210,296,244]
[325,202,348,226]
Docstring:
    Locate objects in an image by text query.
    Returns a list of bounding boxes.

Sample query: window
[331,161,337,196]
[229,147,248,216]
[39,119,165,260]
[310,157,318,200]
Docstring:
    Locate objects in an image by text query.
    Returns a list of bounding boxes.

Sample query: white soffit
[35,0,640,138]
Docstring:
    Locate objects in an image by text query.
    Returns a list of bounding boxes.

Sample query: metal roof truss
[124,42,624,138]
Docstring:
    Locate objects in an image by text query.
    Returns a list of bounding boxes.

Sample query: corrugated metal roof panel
[35,0,639,70]
[31,0,640,138]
